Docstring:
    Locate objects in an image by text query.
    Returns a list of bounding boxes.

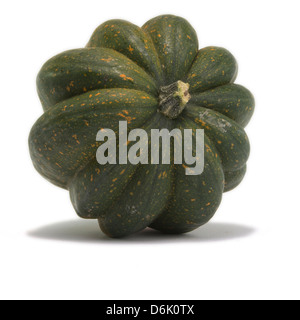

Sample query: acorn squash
[29,15,255,238]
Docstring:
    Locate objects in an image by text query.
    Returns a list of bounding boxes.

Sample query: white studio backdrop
[0,0,299,300]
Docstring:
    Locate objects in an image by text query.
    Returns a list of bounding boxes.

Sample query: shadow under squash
[27,219,255,244]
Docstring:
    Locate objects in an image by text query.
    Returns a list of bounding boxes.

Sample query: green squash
[29,15,255,238]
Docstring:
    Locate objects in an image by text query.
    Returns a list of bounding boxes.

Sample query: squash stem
[158,81,191,119]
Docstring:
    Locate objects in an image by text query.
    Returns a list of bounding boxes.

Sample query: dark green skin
[150,117,224,234]
[142,15,199,85]
[29,15,255,238]
[224,165,247,192]
[190,84,255,128]
[185,106,250,172]
[29,89,158,189]
[87,20,163,85]
[37,48,158,111]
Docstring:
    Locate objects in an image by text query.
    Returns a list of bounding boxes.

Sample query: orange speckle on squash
[117,113,135,123]
[120,74,134,81]
[72,134,80,145]
[101,57,113,62]
[128,45,134,53]
[195,118,207,127]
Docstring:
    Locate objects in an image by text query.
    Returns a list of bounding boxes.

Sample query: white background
[1,0,299,300]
